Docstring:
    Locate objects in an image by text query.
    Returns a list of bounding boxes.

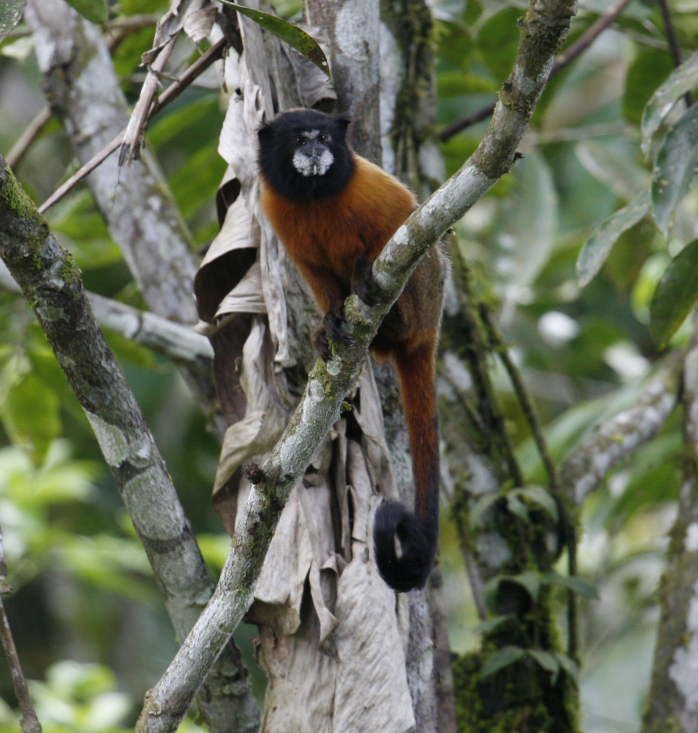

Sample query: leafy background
[0,0,697,731]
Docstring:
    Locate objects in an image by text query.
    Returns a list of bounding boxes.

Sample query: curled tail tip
[373,500,436,593]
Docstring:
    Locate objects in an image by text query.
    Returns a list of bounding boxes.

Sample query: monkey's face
[258,109,356,201]
[291,129,335,177]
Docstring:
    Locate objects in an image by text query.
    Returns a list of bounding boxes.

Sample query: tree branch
[0,158,259,733]
[118,34,177,165]
[0,261,213,364]
[6,107,52,170]
[135,2,577,729]
[559,358,682,505]
[0,526,42,733]
[36,37,227,215]
[439,0,631,142]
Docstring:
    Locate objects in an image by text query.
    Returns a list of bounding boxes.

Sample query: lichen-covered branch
[135,3,576,730]
[560,359,681,505]
[0,159,259,733]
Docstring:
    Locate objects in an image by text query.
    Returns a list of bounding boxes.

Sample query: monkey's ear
[257,124,272,139]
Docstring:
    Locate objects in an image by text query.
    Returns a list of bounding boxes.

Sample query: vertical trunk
[642,317,698,733]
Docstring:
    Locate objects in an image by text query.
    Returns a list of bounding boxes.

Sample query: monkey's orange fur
[261,156,416,315]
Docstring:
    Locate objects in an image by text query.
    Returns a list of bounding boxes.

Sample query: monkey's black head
[258,109,355,202]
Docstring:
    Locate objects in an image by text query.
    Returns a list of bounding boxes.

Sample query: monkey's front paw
[351,252,381,306]
[313,310,355,360]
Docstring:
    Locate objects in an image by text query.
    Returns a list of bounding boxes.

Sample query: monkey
[258,109,445,592]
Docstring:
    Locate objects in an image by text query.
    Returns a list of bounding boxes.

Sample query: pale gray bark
[305,0,381,161]
[135,2,577,729]
[559,359,681,505]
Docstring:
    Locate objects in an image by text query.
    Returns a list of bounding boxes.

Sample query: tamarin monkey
[258,109,445,592]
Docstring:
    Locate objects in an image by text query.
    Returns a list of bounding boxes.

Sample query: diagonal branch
[0,158,258,733]
[0,261,212,364]
[37,37,227,215]
[559,357,682,505]
[118,35,177,165]
[135,2,577,730]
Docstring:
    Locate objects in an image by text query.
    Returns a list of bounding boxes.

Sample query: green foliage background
[0,0,697,731]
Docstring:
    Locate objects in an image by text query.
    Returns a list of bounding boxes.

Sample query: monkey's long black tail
[374,341,439,592]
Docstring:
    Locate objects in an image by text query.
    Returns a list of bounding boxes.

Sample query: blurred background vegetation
[0,0,697,731]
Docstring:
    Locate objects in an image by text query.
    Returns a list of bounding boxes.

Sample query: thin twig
[0,527,42,733]
[6,107,52,169]
[479,305,558,488]
[452,256,525,486]
[38,37,227,215]
[658,0,693,107]
[554,0,631,73]
[119,34,177,165]
[439,0,631,141]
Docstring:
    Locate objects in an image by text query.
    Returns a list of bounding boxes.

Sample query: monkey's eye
[319,133,330,143]
[295,134,305,145]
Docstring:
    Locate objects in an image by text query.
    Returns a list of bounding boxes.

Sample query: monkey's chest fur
[260,156,444,354]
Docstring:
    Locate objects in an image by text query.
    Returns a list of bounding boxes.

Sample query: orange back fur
[260,156,416,311]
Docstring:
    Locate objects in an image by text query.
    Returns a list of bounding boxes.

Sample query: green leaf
[511,486,559,522]
[488,571,542,602]
[651,103,698,236]
[624,46,675,126]
[491,151,558,293]
[473,615,513,635]
[219,2,330,76]
[480,646,526,679]
[555,652,580,681]
[527,649,560,681]
[506,493,529,522]
[1,374,61,463]
[641,51,698,157]
[649,240,698,348]
[477,8,521,82]
[544,571,599,599]
[65,0,108,24]
[575,140,647,201]
[469,491,501,528]
[0,0,25,40]
[576,192,651,287]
